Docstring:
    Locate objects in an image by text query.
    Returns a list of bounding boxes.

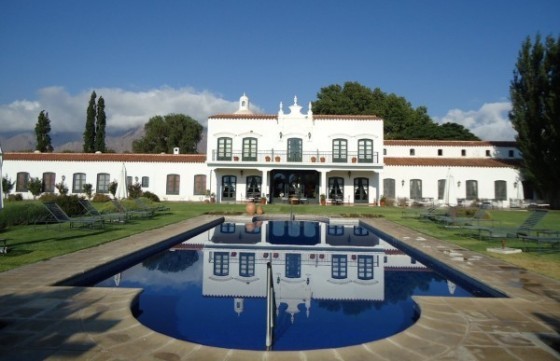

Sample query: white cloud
[435,102,516,141]
[0,86,249,134]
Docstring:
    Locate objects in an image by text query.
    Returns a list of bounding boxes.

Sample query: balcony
[209,150,379,166]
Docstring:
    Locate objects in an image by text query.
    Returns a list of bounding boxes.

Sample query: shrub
[128,183,143,199]
[142,191,160,202]
[0,201,49,226]
[8,194,23,201]
[92,193,112,202]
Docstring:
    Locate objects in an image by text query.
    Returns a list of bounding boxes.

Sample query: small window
[213,252,229,276]
[42,172,56,193]
[96,173,110,193]
[16,172,30,192]
[285,254,301,278]
[437,179,446,200]
[332,255,348,279]
[72,173,86,193]
[485,150,491,157]
[409,148,415,156]
[193,174,206,195]
[239,253,255,277]
[508,150,514,157]
[166,174,180,195]
[357,255,374,280]
[437,149,443,156]
[461,149,466,156]
[141,176,150,188]
[466,180,478,200]
[383,148,387,156]
[494,180,507,201]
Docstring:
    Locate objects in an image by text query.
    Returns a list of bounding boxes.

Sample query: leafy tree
[83,91,97,152]
[95,96,107,152]
[509,34,560,209]
[28,177,43,199]
[2,176,14,198]
[108,180,118,197]
[35,110,54,152]
[132,114,203,154]
[55,180,69,195]
[312,82,479,140]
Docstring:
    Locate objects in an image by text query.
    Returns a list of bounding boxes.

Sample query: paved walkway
[0,216,559,360]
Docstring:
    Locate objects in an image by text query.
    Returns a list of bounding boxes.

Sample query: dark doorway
[270,170,320,203]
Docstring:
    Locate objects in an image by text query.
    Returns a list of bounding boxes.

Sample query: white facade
[1,95,524,207]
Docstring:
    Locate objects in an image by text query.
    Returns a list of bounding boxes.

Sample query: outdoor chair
[134,198,170,212]
[469,209,549,239]
[440,207,488,228]
[42,202,104,229]
[112,199,154,219]
[79,199,128,223]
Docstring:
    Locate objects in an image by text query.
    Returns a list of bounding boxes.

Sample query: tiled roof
[384,157,522,168]
[384,140,518,147]
[209,114,381,120]
[4,152,207,163]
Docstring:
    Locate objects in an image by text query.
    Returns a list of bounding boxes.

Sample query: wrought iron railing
[210,150,379,165]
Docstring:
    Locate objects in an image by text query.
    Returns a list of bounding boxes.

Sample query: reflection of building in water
[173,221,430,324]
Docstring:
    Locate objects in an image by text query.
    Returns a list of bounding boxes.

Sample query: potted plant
[233,156,239,161]
[275,156,281,162]
[260,194,267,204]
[320,157,326,163]
[352,157,357,163]
[265,156,271,162]
[320,194,327,206]
[380,195,386,207]
[210,193,216,203]
[311,156,317,163]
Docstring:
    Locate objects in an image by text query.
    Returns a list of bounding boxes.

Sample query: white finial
[294,96,298,105]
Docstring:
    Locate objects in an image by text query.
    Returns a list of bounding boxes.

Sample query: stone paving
[0,215,559,360]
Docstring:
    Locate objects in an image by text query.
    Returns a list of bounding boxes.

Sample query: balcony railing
[210,150,379,165]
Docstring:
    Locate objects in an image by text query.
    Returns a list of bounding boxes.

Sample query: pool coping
[0,215,558,360]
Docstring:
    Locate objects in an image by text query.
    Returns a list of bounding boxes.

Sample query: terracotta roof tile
[384,157,522,168]
[384,140,518,147]
[209,114,381,120]
[4,152,207,163]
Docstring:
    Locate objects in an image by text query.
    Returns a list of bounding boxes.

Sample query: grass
[1,201,559,280]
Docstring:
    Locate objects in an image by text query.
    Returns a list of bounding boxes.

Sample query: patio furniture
[111,199,154,219]
[470,209,549,239]
[79,199,128,223]
[42,202,104,228]
[134,198,170,212]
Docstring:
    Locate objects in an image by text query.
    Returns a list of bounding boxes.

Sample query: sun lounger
[112,199,154,219]
[79,199,128,223]
[134,198,170,212]
[470,209,549,239]
[42,202,104,228]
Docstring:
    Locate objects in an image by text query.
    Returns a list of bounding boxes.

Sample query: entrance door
[271,170,319,203]
[354,177,369,203]
[222,175,237,201]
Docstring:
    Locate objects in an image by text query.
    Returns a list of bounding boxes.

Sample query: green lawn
[1,201,559,280]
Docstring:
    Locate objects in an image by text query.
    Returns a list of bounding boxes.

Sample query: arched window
[16,172,29,192]
[217,137,232,160]
[332,138,347,163]
[166,174,180,195]
[193,174,206,195]
[222,175,237,200]
[96,173,110,193]
[494,180,507,201]
[72,173,86,193]
[354,177,368,203]
[242,137,257,161]
[246,176,261,199]
[287,138,302,162]
[410,179,422,200]
[383,178,396,199]
[358,139,373,163]
[466,180,478,200]
[42,172,56,193]
[328,177,344,201]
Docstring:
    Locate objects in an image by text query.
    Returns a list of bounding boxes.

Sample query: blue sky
[1,0,558,142]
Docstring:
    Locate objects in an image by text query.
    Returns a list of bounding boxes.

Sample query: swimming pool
[94,219,500,351]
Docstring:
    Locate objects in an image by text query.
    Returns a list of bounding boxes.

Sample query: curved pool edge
[0,215,558,360]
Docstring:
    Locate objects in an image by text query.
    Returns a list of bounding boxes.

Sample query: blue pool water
[94,220,498,351]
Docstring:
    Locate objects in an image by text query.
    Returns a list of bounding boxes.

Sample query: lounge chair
[440,208,488,228]
[79,199,128,223]
[42,202,104,228]
[470,209,549,239]
[518,233,560,247]
[134,198,170,212]
[111,199,154,219]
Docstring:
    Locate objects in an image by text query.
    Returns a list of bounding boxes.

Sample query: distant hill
[0,127,208,154]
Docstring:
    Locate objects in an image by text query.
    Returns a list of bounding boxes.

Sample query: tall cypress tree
[35,110,54,152]
[95,96,107,152]
[83,91,97,152]
[509,34,560,208]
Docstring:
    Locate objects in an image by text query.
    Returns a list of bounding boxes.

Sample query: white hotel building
[1,94,525,207]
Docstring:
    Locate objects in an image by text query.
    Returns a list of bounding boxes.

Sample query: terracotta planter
[246,202,255,215]
[320,157,325,163]
[256,205,264,215]
[234,156,239,161]
[352,157,357,163]
[311,157,317,163]
[275,156,281,162]
[265,156,271,162]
